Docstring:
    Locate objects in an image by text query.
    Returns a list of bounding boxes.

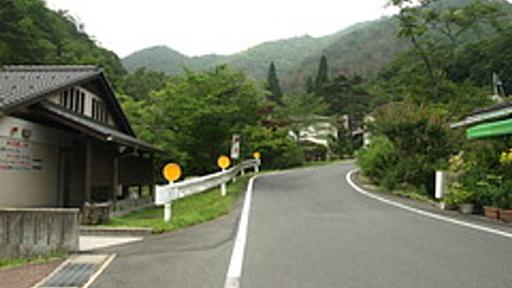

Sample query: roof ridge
[1,65,101,72]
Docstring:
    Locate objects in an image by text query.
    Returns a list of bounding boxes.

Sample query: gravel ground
[0,259,64,288]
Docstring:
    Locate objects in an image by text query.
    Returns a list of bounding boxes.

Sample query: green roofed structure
[452,101,512,139]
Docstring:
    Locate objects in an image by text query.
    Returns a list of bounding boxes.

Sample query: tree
[305,76,315,93]
[120,68,169,100]
[320,74,371,122]
[274,92,328,141]
[266,62,283,103]
[315,55,329,90]
[389,0,506,100]
[0,0,127,87]
[122,65,266,175]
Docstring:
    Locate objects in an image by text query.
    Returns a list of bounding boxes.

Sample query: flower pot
[438,202,455,210]
[483,206,500,220]
[499,209,512,223]
[459,203,474,215]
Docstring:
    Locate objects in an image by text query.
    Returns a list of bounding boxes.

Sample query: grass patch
[105,175,251,233]
[0,252,67,271]
[356,171,435,204]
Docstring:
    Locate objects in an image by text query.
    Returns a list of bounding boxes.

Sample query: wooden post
[150,154,155,201]
[112,154,119,210]
[84,138,92,203]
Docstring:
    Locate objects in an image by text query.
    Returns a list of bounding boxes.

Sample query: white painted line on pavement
[346,169,512,240]
[224,176,257,288]
[82,254,117,288]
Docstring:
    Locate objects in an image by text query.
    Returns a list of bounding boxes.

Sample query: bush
[445,183,475,206]
[241,126,305,170]
[357,136,397,186]
[369,101,456,196]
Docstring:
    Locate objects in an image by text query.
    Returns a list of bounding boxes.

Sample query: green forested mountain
[122,19,403,89]
[0,0,126,86]
[122,33,342,81]
[282,17,409,90]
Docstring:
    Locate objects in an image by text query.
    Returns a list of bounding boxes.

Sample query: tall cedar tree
[315,55,329,90]
[267,62,283,103]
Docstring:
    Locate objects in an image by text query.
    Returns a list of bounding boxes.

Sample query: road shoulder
[349,169,512,236]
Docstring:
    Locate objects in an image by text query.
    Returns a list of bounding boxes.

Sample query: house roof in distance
[451,100,512,129]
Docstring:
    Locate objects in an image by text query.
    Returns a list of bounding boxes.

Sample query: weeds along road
[92,163,512,288]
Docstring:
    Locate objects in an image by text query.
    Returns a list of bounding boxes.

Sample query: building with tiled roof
[0,65,160,214]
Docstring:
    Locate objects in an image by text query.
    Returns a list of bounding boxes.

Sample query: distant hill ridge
[123,17,403,89]
[122,0,511,90]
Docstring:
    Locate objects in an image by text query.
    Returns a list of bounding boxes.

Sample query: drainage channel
[36,254,113,288]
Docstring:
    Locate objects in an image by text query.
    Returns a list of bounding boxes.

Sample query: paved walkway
[80,236,143,252]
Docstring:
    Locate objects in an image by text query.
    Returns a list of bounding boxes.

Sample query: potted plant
[497,181,512,223]
[475,175,503,220]
[500,207,512,223]
[446,184,475,215]
[483,206,500,219]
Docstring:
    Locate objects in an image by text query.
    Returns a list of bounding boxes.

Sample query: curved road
[93,163,512,288]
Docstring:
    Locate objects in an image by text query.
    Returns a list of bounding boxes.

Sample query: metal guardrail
[155,159,260,221]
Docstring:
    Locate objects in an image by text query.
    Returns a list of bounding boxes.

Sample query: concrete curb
[80,226,152,237]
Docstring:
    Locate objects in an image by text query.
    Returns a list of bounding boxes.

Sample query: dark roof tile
[0,65,102,111]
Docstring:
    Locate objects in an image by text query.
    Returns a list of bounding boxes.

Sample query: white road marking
[346,169,512,240]
[224,176,257,288]
[82,254,117,288]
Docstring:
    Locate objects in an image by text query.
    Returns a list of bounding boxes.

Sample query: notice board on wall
[0,139,43,172]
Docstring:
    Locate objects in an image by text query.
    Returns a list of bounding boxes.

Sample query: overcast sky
[45,0,396,57]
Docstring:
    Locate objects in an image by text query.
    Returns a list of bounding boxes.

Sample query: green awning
[467,118,512,139]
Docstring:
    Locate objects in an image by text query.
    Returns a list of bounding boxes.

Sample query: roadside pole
[162,163,182,222]
[435,171,444,199]
[218,155,231,197]
[222,169,228,196]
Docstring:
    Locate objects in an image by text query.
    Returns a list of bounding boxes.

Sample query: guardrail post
[221,169,228,196]
[254,165,259,173]
[163,181,175,222]
[241,168,245,176]
[221,182,227,196]
[164,202,172,222]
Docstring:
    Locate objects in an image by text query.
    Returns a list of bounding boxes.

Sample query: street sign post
[162,163,182,222]
[231,134,241,160]
[217,155,231,196]
[252,152,261,173]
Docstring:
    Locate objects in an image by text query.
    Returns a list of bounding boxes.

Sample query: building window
[59,87,85,114]
[91,98,107,123]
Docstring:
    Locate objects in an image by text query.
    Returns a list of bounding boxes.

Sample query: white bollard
[221,182,227,196]
[163,181,175,222]
[435,171,444,200]
[254,165,259,173]
[164,202,172,222]
[241,169,245,176]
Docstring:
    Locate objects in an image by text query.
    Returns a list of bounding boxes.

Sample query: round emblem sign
[217,155,231,169]
[163,163,182,182]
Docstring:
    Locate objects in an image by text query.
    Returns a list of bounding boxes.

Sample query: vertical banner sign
[231,134,240,160]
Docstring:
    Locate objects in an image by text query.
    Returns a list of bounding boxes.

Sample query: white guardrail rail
[155,159,261,221]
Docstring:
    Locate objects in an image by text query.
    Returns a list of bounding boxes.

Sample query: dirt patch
[0,259,64,288]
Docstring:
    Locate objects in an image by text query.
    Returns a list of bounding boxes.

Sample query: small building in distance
[0,65,160,214]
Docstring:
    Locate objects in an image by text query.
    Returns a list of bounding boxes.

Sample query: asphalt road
[92,163,512,288]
